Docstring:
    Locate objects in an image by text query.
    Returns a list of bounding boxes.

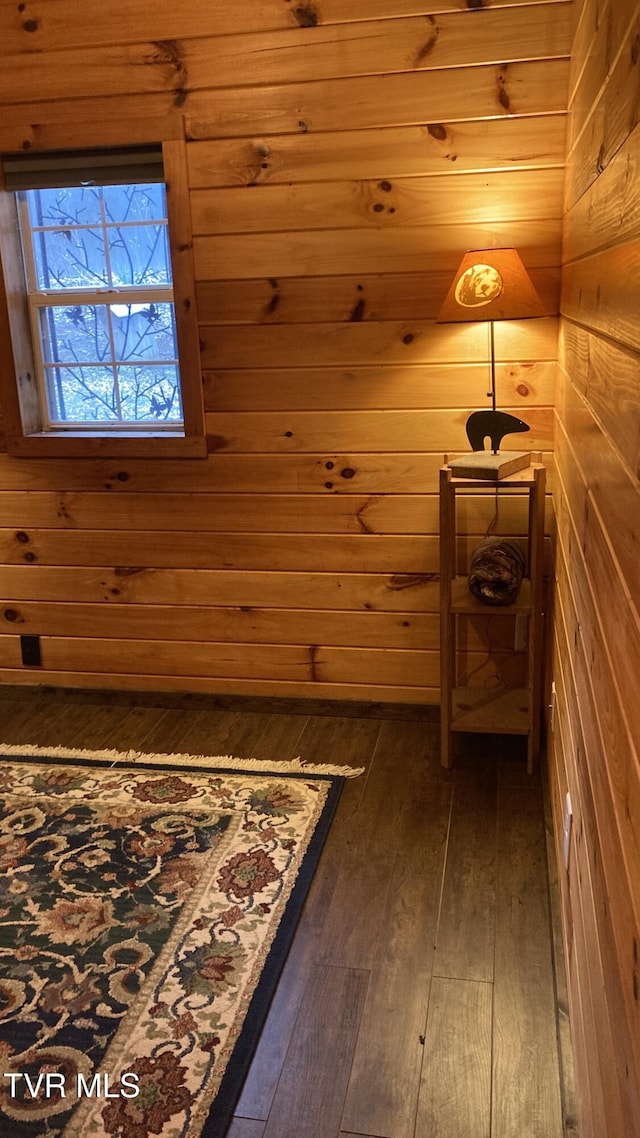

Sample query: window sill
[5,431,208,459]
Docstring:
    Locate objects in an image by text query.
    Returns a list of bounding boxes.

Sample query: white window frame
[19,187,182,433]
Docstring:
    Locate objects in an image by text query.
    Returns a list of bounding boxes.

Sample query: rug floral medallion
[0,749,347,1138]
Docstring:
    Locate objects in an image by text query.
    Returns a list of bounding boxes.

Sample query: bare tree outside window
[19,182,182,430]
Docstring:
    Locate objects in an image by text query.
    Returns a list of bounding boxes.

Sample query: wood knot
[349,298,365,322]
[3,609,19,622]
[403,333,414,345]
[427,123,447,141]
[22,18,39,31]
[632,34,640,65]
[415,27,440,65]
[15,531,30,544]
[496,67,511,112]
[388,573,435,590]
[293,4,318,26]
[340,468,355,479]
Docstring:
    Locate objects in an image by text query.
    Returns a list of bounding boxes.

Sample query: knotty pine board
[184,59,571,139]
[0,6,572,105]
[205,362,556,411]
[0,489,524,533]
[194,221,563,279]
[563,121,640,263]
[0,0,573,55]
[559,380,640,601]
[190,169,565,236]
[0,453,554,494]
[564,3,640,208]
[551,571,640,1114]
[186,116,567,189]
[0,602,435,650]
[0,667,436,704]
[550,681,625,1138]
[0,530,434,573]
[554,444,640,900]
[0,635,452,687]
[0,565,439,610]
[201,319,560,368]
[0,105,186,153]
[558,323,640,475]
[562,246,640,355]
[204,407,554,454]
[0,60,571,151]
[195,270,561,324]
[0,635,526,699]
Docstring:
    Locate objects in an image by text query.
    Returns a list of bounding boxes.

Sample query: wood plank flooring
[0,686,575,1138]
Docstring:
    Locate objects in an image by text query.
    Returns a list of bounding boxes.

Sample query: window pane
[110,302,177,363]
[19,171,193,438]
[39,305,110,365]
[107,224,171,287]
[27,186,103,229]
[32,227,108,290]
[118,365,182,422]
[46,365,118,423]
[101,183,167,224]
[36,302,180,425]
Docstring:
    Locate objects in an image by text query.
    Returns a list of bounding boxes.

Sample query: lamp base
[447,450,531,480]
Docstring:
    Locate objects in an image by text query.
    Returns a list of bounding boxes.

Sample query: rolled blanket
[468,537,526,606]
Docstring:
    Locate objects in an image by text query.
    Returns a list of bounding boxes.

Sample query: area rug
[0,744,357,1138]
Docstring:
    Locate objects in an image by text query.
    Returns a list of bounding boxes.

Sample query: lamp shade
[436,247,545,324]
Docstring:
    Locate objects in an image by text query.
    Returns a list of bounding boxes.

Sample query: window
[0,141,206,458]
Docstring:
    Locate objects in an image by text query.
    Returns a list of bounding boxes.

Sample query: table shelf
[440,461,545,774]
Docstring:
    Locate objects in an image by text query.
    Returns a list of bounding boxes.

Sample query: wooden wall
[551,0,640,1133]
[0,0,570,702]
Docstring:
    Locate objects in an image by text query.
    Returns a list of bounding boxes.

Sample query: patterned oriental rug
[0,744,357,1138]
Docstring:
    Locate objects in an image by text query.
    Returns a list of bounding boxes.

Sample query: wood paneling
[201,319,559,369]
[0,0,573,56]
[0,8,572,106]
[186,117,567,190]
[191,169,565,235]
[195,221,563,279]
[196,270,561,324]
[552,0,640,1133]
[185,59,570,139]
[204,362,556,411]
[0,1,566,701]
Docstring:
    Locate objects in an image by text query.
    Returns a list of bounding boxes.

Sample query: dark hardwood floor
[0,686,576,1138]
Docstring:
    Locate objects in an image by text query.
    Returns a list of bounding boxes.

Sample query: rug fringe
[0,742,364,778]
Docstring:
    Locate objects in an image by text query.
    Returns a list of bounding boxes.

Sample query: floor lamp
[436,247,546,479]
